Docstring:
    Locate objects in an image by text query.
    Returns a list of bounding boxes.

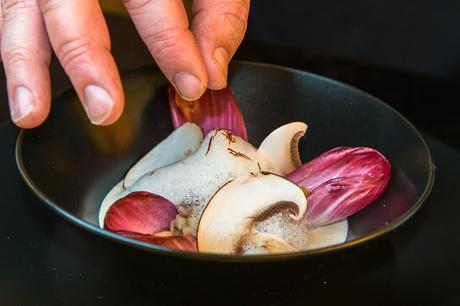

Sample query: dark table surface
[1,14,460,306]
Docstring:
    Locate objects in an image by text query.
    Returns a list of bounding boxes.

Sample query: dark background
[247,0,460,79]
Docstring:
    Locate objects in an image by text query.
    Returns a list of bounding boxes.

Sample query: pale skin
[0,0,250,128]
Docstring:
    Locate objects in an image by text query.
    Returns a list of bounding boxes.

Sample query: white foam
[240,242,267,255]
[238,213,349,255]
[101,130,282,230]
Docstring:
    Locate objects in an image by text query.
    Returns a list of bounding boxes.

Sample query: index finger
[38,0,124,125]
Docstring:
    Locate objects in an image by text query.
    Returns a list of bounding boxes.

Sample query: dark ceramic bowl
[16,61,434,262]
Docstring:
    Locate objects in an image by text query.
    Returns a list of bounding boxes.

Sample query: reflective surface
[16,62,434,260]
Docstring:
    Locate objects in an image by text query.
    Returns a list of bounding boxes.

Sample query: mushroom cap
[197,173,307,254]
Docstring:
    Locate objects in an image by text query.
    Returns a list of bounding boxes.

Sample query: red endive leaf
[168,85,248,139]
[104,192,178,235]
[303,175,390,226]
[287,147,391,226]
[116,231,197,252]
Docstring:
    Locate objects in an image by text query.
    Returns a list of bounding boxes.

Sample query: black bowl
[16,61,434,262]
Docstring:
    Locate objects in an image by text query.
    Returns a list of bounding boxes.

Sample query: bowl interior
[16,62,434,261]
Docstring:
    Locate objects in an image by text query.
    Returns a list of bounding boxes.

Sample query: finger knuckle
[194,1,249,47]
[57,36,94,70]
[2,45,31,69]
[37,0,60,14]
[2,0,37,15]
[122,0,153,12]
[221,2,249,43]
[145,23,184,60]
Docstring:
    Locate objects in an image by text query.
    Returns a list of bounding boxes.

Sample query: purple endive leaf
[168,85,248,140]
[288,147,390,190]
[104,192,178,235]
[115,231,197,252]
[287,147,391,226]
[304,175,390,226]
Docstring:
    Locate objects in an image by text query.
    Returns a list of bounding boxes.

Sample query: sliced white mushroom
[196,173,307,254]
[123,123,203,189]
[258,122,308,175]
[100,129,281,229]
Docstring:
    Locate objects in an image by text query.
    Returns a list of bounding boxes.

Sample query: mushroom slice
[258,122,308,175]
[123,123,203,189]
[197,173,307,254]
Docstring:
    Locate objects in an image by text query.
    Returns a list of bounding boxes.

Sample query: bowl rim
[15,61,435,262]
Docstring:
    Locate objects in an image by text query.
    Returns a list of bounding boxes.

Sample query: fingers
[1,0,51,128]
[192,0,250,90]
[124,0,207,101]
[38,0,124,125]
[0,4,3,62]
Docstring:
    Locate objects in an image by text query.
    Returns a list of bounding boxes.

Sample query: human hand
[0,0,249,128]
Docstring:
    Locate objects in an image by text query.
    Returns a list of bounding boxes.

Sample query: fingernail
[11,86,35,123]
[172,73,205,101]
[83,85,114,125]
[213,47,229,85]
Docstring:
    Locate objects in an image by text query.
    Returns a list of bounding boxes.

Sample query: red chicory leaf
[104,192,178,235]
[115,231,197,252]
[168,85,248,140]
[287,147,391,226]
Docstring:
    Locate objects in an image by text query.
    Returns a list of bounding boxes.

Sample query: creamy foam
[239,212,349,255]
[110,130,281,230]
